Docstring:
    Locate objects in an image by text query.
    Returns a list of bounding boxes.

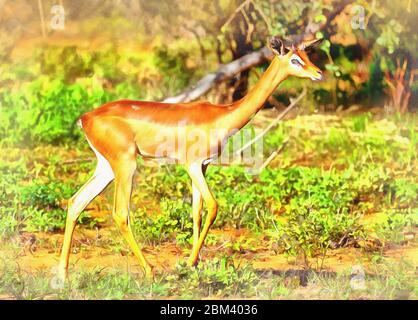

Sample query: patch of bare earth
[1,222,416,278]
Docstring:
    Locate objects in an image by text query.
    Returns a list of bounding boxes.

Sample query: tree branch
[163,0,354,103]
[163,46,271,103]
[234,88,306,156]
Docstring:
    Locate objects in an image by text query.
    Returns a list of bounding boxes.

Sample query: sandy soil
[2,221,416,278]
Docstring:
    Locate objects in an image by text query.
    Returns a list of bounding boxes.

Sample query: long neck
[222,56,289,131]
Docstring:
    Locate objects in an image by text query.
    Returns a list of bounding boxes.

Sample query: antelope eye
[291,58,302,66]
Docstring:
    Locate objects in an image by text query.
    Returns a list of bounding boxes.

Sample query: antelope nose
[316,70,323,80]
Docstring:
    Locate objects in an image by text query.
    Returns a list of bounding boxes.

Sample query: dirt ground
[3,213,417,278]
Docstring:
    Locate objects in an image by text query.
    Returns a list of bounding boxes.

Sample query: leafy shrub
[0,158,28,238]
[135,165,276,233]
[390,179,418,207]
[39,46,94,83]
[0,78,114,145]
[21,207,67,232]
[215,186,274,230]
[20,180,75,209]
[208,166,276,230]
[278,198,362,269]
[0,208,21,240]
[261,166,378,268]
[18,180,74,232]
[375,208,418,245]
[132,198,193,245]
[154,46,196,96]
[174,256,258,298]
[17,179,99,232]
[138,165,190,200]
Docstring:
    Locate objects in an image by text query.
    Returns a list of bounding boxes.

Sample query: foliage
[389,179,418,208]
[0,147,100,236]
[0,156,27,238]
[174,256,258,298]
[132,198,193,245]
[153,46,197,97]
[0,43,199,146]
[277,198,362,269]
[0,77,110,145]
[375,208,418,245]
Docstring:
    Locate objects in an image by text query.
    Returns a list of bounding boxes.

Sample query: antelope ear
[268,36,286,56]
[300,37,324,50]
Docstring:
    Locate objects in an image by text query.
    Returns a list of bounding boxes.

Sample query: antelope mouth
[311,72,323,81]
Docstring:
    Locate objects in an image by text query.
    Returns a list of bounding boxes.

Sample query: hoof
[187,258,199,267]
[142,265,154,280]
[51,266,67,289]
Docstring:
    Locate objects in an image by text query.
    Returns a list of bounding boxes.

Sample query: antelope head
[269,35,324,81]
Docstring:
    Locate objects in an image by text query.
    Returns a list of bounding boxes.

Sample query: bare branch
[234,88,306,156]
[163,46,271,103]
[221,0,251,31]
[257,138,289,171]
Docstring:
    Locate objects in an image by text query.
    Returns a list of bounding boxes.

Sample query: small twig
[202,240,231,252]
[235,88,306,156]
[62,158,94,165]
[221,0,251,31]
[37,0,46,39]
[257,139,289,171]
[249,0,272,34]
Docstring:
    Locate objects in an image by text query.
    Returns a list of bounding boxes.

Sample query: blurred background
[0,0,416,145]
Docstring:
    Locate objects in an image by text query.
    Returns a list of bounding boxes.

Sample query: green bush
[260,166,386,268]
[154,46,196,96]
[0,78,113,145]
[20,180,75,209]
[0,158,28,238]
[132,198,193,245]
[18,180,72,232]
[375,208,418,245]
[278,198,362,269]
[391,179,418,207]
[174,256,258,298]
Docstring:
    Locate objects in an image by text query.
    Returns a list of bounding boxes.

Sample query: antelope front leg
[190,164,207,261]
[191,181,203,259]
[187,162,218,266]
